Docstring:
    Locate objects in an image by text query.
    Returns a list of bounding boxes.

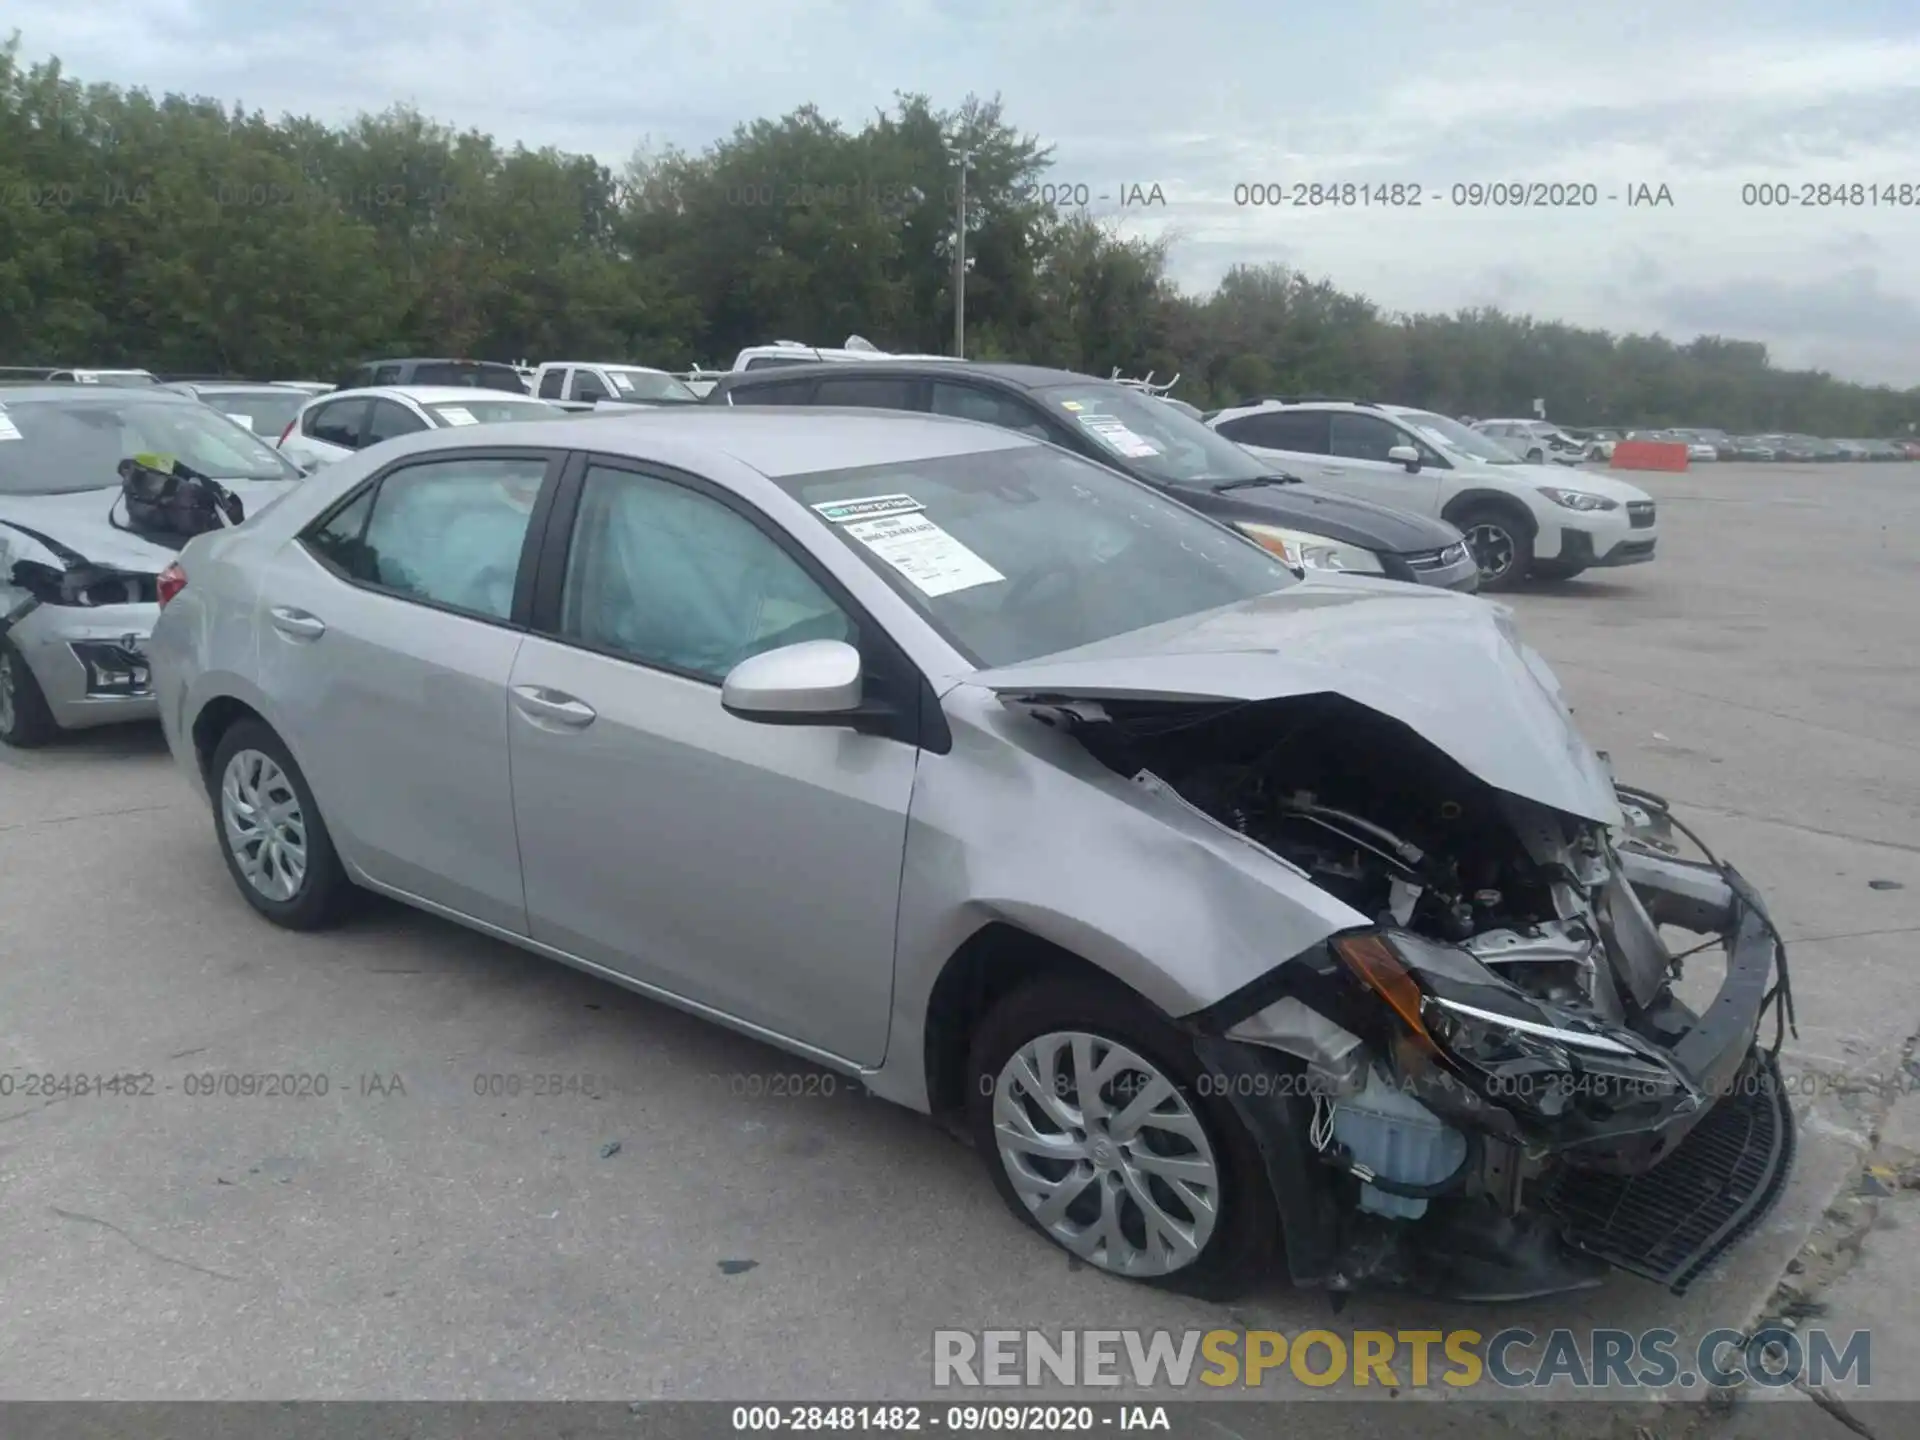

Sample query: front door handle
[269,606,326,640]
[511,685,596,728]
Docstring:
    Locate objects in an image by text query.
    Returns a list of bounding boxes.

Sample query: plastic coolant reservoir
[1329,1065,1468,1220]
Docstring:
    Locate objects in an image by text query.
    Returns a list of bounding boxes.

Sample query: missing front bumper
[1538,1047,1795,1294]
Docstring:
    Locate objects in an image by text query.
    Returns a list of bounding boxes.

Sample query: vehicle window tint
[365,399,428,444]
[537,369,566,399]
[558,465,855,682]
[306,399,368,448]
[1217,410,1328,453]
[929,383,1053,439]
[371,365,402,385]
[743,355,811,370]
[308,457,546,621]
[572,370,611,402]
[812,376,916,409]
[728,380,815,405]
[1328,413,1408,463]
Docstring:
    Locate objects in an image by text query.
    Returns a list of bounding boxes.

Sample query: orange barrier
[1611,440,1689,472]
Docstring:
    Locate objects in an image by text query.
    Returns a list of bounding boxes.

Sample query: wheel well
[190,696,267,791]
[922,923,1118,1118]
[1443,490,1538,539]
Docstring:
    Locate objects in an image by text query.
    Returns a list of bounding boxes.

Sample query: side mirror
[1387,444,1421,472]
[721,639,864,724]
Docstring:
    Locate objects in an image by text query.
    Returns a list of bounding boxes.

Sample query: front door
[505,458,918,1064]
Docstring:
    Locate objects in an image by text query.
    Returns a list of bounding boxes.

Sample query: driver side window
[1328,413,1408,464]
[557,465,855,682]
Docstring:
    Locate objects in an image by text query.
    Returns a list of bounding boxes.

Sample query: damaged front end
[1062,693,1796,1299]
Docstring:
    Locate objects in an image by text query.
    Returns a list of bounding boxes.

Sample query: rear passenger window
[305,399,368,448]
[538,369,566,399]
[728,381,815,405]
[930,383,1053,439]
[812,376,916,409]
[1216,410,1329,453]
[303,457,548,621]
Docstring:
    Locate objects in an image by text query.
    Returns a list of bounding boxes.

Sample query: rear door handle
[511,685,596,728]
[269,606,326,640]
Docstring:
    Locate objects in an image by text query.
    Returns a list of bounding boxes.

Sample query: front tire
[1454,504,1535,592]
[209,719,351,929]
[966,976,1278,1298]
[0,638,60,748]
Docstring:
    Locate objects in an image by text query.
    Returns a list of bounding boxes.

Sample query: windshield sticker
[843,513,1005,597]
[438,407,479,426]
[1077,412,1162,458]
[0,413,20,441]
[1061,400,1085,412]
[811,493,926,524]
[609,373,634,392]
[225,413,255,430]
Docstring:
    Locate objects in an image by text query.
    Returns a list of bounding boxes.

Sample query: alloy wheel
[991,1030,1220,1277]
[1464,522,1516,582]
[220,748,309,902]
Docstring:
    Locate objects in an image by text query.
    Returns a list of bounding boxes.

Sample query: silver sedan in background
[150,409,1793,1301]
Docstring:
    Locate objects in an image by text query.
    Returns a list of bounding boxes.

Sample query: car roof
[0,383,200,404]
[722,360,1102,391]
[315,385,557,405]
[164,380,295,393]
[353,357,521,368]
[540,361,669,372]
[386,406,1035,478]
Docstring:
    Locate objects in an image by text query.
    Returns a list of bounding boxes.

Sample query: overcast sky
[15,1,1920,385]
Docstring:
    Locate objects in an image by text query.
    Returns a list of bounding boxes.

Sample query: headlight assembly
[1538,488,1619,512]
[1330,930,1691,1123]
[1235,522,1386,573]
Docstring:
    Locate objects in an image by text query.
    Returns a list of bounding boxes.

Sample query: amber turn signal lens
[1332,933,1440,1054]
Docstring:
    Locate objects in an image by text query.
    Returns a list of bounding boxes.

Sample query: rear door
[502,453,921,1063]
[255,447,564,932]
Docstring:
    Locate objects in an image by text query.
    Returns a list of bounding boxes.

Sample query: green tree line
[3,34,1915,435]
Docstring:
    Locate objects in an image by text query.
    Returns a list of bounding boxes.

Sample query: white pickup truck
[530,362,703,411]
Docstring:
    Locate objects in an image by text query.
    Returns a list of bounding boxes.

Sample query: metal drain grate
[1539,1051,1795,1294]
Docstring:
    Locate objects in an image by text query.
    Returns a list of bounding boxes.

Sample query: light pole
[950,146,973,358]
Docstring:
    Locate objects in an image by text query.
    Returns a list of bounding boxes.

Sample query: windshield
[1396,409,1524,464]
[0,395,301,494]
[771,443,1297,668]
[409,363,528,393]
[1034,382,1272,485]
[197,389,306,438]
[605,368,699,402]
[425,398,564,427]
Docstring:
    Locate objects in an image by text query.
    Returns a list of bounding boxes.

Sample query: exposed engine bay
[1052,691,1798,1299]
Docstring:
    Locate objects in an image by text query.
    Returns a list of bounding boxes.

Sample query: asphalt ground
[1,459,1916,1435]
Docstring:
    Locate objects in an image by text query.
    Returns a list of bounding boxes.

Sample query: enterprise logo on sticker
[811,493,926,524]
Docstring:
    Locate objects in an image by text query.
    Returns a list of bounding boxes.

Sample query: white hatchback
[277,386,566,470]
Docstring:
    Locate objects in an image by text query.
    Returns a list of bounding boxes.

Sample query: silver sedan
[150,409,1793,1299]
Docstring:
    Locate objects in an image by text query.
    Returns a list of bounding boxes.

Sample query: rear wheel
[210,719,352,929]
[966,976,1278,1298]
[1454,504,1535,592]
[0,638,60,748]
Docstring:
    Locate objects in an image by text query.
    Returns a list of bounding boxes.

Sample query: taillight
[156,562,187,608]
[277,420,297,446]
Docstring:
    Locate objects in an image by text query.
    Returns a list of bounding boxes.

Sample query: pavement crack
[1657,798,1920,857]
[49,1206,246,1284]
[0,802,179,835]
[1786,925,1920,945]
[1796,1381,1880,1439]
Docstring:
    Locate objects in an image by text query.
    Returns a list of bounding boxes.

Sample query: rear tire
[966,975,1279,1299]
[209,719,352,929]
[1453,504,1535,592]
[0,638,60,748]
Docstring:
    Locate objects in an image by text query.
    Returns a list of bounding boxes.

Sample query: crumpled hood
[964,573,1623,825]
[0,479,295,572]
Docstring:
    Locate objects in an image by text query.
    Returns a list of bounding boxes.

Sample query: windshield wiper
[1211,472,1302,491]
